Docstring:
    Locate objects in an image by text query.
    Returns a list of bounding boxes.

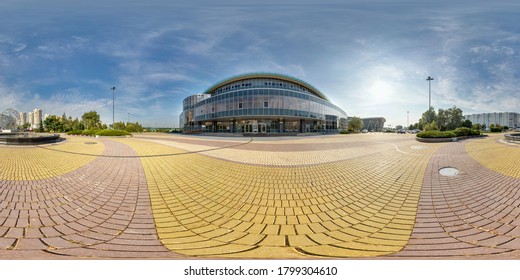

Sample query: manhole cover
[439,167,459,176]
[84,142,97,145]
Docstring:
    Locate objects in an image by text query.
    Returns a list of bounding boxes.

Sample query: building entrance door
[259,123,267,133]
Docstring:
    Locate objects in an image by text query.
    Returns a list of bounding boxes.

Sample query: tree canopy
[81,111,101,129]
[417,106,464,131]
[348,116,364,132]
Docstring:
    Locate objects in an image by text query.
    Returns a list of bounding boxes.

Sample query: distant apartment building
[464,112,520,129]
[19,112,27,126]
[18,108,43,130]
[33,108,42,129]
[28,112,34,127]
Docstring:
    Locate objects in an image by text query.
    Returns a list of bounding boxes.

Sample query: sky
[1,0,520,128]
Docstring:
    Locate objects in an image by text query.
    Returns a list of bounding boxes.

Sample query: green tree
[113,121,126,130]
[72,117,84,131]
[395,125,403,130]
[462,119,472,128]
[60,113,74,132]
[44,115,64,132]
[420,106,464,131]
[418,107,437,130]
[472,123,482,130]
[420,106,437,126]
[445,106,463,130]
[424,120,439,131]
[490,124,503,132]
[437,108,448,131]
[348,117,364,132]
[126,122,144,132]
[81,111,101,129]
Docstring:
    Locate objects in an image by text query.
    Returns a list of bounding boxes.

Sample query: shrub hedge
[417,127,481,138]
[95,129,131,136]
[453,127,481,137]
[417,130,456,138]
[66,129,131,137]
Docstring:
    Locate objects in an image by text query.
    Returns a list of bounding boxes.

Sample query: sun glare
[369,80,393,101]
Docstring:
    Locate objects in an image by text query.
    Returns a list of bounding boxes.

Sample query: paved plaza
[1,132,520,259]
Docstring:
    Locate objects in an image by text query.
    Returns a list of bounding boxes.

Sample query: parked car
[361,129,368,133]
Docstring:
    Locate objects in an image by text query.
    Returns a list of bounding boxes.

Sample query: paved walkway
[0,133,519,259]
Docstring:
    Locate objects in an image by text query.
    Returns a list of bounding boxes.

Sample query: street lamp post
[111,86,116,129]
[426,76,434,123]
[128,112,130,123]
[407,111,410,128]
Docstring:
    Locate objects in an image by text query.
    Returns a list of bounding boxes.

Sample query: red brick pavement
[0,140,183,259]
[4,135,520,259]
[393,139,520,258]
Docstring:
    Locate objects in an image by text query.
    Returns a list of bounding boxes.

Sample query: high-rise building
[464,112,520,129]
[28,112,34,127]
[33,108,42,129]
[19,112,27,126]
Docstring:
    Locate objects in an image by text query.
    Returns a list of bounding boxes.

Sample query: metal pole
[426,76,434,123]
[407,111,409,128]
[111,87,116,128]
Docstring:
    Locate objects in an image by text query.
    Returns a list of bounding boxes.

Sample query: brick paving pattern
[1,132,520,259]
[0,137,181,259]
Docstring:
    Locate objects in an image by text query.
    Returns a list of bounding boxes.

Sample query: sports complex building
[180,73,348,135]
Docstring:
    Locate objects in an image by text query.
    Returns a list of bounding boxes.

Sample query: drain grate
[84,142,97,145]
[439,167,459,176]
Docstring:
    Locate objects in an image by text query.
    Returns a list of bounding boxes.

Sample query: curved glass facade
[181,73,348,134]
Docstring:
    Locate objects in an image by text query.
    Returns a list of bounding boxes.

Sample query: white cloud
[36,36,90,59]
[0,82,24,111]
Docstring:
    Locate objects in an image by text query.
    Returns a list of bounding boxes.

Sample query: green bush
[417,130,456,138]
[424,120,439,131]
[66,129,131,136]
[95,129,131,136]
[340,130,349,134]
[454,127,481,136]
[81,129,98,136]
[66,130,83,135]
[454,127,470,136]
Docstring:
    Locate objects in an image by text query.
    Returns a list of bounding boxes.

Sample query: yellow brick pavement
[120,137,443,258]
[143,139,390,166]
[466,133,520,179]
[0,137,104,180]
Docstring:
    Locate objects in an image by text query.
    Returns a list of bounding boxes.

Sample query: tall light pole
[407,111,410,128]
[426,76,434,123]
[111,86,116,128]
[127,112,130,123]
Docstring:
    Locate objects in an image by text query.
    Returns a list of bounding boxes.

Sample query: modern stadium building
[180,73,348,135]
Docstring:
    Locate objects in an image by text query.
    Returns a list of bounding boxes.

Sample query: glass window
[264,101,268,108]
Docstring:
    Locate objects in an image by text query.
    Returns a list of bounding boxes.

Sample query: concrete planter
[416,134,485,143]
